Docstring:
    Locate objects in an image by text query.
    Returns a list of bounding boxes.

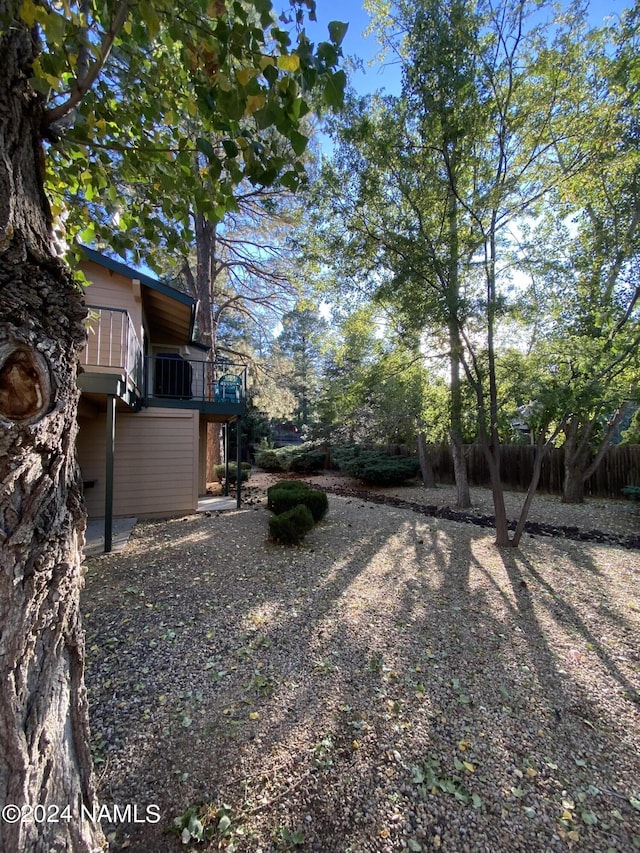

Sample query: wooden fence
[383,443,640,499]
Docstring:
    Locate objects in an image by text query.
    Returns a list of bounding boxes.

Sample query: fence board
[425,443,640,499]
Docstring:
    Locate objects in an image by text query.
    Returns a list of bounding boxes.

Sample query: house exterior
[76,248,245,550]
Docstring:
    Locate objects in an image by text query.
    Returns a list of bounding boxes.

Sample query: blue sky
[304,0,634,96]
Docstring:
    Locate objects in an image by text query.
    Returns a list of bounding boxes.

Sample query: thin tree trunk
[512,433,551,547]
[449,327,470,509]
[484,442,512,547]
[484,221,511,546]
[447,181,471,510]
[0,18,105,853]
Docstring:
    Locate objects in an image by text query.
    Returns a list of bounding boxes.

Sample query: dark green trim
[145,397,245,417]
[81,246,202,345]
[105,396,116,553]
[81,246,193,305]
[236,418,242,509]
[224,424,230,497]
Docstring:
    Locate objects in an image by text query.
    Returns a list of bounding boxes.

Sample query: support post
[236,417,242,509]
[105,395,116,553]
[224,423,230,497]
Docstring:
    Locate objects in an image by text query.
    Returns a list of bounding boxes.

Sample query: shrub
[254,449,285,472]
[267,481,328,522]
[622,485,640,501]
[299,488,329,522]
[289,449,327,474]
[266,480,307,497]
[255,443,327,474]
[269,504,315,545]
[331,444,360,471]
[339,450,419,486]
[213,462,251,484]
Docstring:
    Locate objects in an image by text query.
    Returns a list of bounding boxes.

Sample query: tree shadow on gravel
[81,499,640,852]
[500,546,640,708]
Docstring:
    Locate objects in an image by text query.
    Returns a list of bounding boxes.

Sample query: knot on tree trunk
[0,340,52,424]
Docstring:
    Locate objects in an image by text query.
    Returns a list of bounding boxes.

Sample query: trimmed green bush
[267,480,306,493]
[337,449,419,486]
[267,481,328,522]
[269,504,315,545]
[254,449,286,472]
[255,443,327,474]
[295,488,328,522]
[331,444,359,470]
[289,449,327,473]
[213,462,251,484]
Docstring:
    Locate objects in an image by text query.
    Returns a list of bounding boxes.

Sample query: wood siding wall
[79,261,144,372]
[79,261,144,326]
[77,408,199,518]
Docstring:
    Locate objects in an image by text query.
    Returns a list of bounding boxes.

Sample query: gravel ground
[82,473,640,852]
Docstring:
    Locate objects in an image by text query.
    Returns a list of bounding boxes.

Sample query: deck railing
[145,355,247,404]
[82,306,143,391]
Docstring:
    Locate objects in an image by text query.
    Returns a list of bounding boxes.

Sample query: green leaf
[328,21,349,46]
[196,137,216,161]
[187,814,204,841]
[222,139,239,158]
[43,9,68,46]
[289,130,308,156]
[411,766,425,784]
[139,0,160,38]
[323,70,346,109]
[581,810,598,826]
[408,840,422,852]
[218,813,232,833]
[280,171,300,191]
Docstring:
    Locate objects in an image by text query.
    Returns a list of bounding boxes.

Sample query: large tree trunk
[561,417,589,504]
[562,405,632,504]
[562,463,587,504]
[450,431,470,507]
[417,432,436,488]
[484,442,512,547]
[0,17,105,853]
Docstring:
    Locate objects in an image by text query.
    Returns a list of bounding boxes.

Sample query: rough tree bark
[0,14,105,853]
[417,432,436,488]
[562,404,633,504]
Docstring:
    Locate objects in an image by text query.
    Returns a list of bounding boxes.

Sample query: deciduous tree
[0,1,344,849]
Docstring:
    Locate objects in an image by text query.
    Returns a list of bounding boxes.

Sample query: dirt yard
[81,473,640,852]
